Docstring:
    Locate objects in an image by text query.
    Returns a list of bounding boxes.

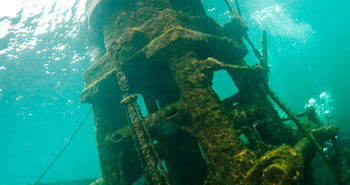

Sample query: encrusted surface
[81,0,348,185]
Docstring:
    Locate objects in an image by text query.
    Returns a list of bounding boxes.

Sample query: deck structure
[80,0,349,185]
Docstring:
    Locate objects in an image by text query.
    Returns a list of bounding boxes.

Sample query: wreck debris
[80,0,349,185]
[225,1,349,183]
[223,0,263,65]
[267,88,336,174]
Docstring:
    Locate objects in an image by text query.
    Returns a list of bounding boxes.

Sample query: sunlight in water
[0,0,87,57]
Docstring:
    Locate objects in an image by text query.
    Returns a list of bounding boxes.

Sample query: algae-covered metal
[80,0,349,185]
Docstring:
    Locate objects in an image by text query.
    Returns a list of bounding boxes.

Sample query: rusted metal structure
[80,0,349,185]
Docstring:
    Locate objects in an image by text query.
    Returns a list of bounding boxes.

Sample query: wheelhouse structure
[80,0,350,185]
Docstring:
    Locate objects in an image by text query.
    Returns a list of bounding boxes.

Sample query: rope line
[32,106,93,185]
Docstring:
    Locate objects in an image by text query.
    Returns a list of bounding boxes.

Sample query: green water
[0,0,349,184]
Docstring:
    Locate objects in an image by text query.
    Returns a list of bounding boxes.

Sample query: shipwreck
[79,0,350,185]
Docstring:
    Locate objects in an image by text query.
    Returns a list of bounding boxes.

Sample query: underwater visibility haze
[0,0,350,184]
